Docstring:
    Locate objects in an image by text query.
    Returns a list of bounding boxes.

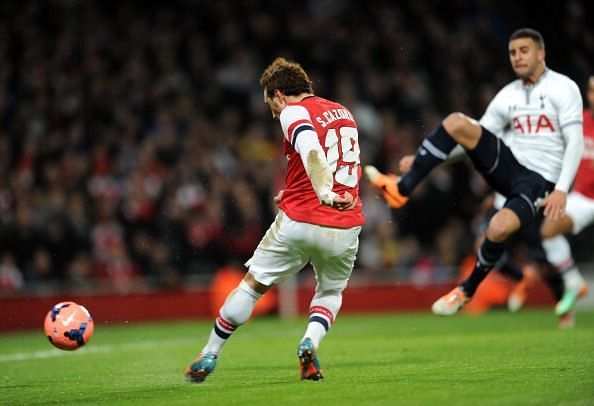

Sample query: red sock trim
[309,306,334,325]
[216,314,237,332]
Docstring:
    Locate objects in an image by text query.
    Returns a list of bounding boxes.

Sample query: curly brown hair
[259,57,313,98]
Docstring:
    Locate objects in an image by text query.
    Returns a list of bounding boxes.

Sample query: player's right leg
[298,224,360,380]
[298,288,344,381]
[541,192,593,322]
[542,235,589,317]
[365,113,479,208]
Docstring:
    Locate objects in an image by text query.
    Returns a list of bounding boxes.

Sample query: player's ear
[538,47,545,63]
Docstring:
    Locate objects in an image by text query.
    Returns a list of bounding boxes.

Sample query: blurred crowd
[0,0,593,295]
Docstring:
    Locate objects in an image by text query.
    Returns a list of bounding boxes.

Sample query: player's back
[279,96,365,228]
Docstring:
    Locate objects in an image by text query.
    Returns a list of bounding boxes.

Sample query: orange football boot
[364,165,409,208]
[432,286,471,316]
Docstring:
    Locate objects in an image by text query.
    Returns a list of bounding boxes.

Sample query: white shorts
[565,191,594,235]
[245,210,361,291]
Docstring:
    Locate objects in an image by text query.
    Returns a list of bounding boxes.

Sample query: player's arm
[295,132,356,210]
[543,81,584,220]
[543,123,583,219]
[280,106,355,210]
[295,134,336,203]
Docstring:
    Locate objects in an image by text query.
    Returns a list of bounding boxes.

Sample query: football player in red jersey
[186,58,364,383]
[540,76,594,325]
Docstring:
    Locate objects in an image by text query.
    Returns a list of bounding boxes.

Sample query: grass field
[1,310,593,405]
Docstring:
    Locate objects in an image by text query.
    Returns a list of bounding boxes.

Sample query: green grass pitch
[1,310,593,405]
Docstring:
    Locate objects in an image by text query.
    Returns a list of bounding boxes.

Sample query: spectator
[0,1,592,294]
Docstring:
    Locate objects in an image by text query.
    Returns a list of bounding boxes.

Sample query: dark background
[0,0,592,295]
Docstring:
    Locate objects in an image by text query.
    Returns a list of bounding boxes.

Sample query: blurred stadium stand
[0,0,592,303]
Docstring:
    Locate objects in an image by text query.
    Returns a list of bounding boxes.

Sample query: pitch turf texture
[2,311,593,405]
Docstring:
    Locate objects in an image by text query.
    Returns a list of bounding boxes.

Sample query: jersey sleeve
[279,104,337,206]
[479,87,510,134]
[554,77,584,192]
[555,77,583,130]
[280,105,316,147]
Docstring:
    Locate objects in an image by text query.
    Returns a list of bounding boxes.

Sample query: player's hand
[542,189,567,221]
[331,191,357,211]
[274,190,284,205]
[399,155,415,174]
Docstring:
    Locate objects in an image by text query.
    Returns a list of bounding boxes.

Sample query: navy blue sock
[542,265,564,301]
[496,254,523,282]
[399,125,457,196]
[461,238,505,297]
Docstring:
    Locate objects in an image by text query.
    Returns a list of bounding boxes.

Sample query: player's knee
[442,113,476,143]
[442,113,463,133]
[486,218,516,242]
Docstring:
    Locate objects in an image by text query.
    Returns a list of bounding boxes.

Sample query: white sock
[303,289,342,350]
[542,236,584,291]
[562,267,585,291]
[202,280,262,355]
[304,321,328,350]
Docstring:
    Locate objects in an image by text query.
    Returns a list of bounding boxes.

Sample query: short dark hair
[509,28,545,49]
[259,57,314,98]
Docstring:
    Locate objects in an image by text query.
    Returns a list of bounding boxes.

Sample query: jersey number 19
[325,127,361,187]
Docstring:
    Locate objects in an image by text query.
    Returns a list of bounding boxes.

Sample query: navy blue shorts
[466,128,555,226]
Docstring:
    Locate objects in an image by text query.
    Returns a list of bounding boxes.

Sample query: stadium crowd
[0,0,593,295]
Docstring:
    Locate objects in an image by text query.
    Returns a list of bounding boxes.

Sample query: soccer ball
[44,301,95,351]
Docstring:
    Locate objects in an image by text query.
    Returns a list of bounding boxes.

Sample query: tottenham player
[540,76,594,323]
[186,58,364,382]
[366,28,584,315]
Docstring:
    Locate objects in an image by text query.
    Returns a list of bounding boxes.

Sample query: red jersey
[573,109,594,199]
[278,96,365,228]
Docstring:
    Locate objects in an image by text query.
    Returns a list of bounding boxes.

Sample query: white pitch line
[0,337,196,363]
